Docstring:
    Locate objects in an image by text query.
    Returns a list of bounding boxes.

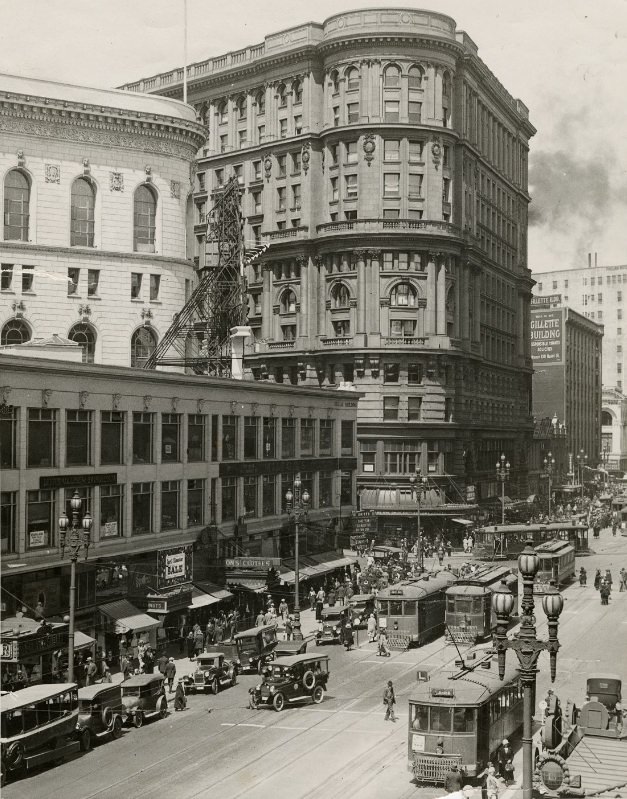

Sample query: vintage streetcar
[408,649,523,784]
[249,654,329,712]
[533,540,576,593]
[445,565,518,644]
[1,683,87,786]
[474,521,588,560]
[376,571,457,646]
[77,683,125,745]
[181,653,237,694]
[234,624,278,673]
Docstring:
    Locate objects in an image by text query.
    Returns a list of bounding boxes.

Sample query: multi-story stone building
[123,8,536,506]
[533,259,627,472]
[0,73,205,366]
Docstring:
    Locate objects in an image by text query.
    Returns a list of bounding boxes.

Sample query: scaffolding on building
[144,177,266,376]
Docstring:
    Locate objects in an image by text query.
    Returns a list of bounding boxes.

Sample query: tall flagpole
[183,0,188,104]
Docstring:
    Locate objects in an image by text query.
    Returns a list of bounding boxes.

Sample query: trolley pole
[492,543,563,799]
[496,454,510,525]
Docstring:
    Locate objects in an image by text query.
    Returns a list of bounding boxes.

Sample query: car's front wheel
[78,727,91,752]
[230,672,237,687]
[312,685,324,704]
[111,715,123,739]
[272,692,285,712]
[133,712,143,729]
[211,677,219,695]
[157,696,168,719]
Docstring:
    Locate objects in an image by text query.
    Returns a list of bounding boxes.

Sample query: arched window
[442,71,452,99]
[329,71,339,94]
[68,322,96,363]
[133,185,157,253]
[292,80,303,104]
[383,64,401,88]
[255,90,266,115]
[217,100,228,124]
[70,177,96,247]
[1,318,31,345]
[236,96,246,120]
[277,84,287,108]
[345,67,359,92]
[442,71,452,127]
[408,66,424,89]
[280,288,297,314]
[390,282,417,307]
[601,411,613,426]
[131,326,157,368]
[3,169,30,241]
[331,283,350,309]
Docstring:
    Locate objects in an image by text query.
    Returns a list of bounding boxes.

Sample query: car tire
[257,659,264,675]
[102,705,114,728]
[231,672,237,687]
[302,670,315,690]
[312,685,324,704]
[79,727,91,752]
[157,696,168,719]
[111,715,123,740]
[272,692,285,712]
[211,677,219,695]
[133,711,144,729]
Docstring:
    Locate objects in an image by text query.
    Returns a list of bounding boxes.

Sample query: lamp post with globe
[408,469,428,571]
[543,452,556,517]
[491,542,564,799]
[496,454,510,525]
[58,491,92,682]
[285,473,310,641]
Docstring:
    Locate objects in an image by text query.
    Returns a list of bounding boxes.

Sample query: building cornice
[0,241,194,269]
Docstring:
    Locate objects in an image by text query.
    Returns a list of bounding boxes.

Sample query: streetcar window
[453,707,475,732]
[429,706,453,732]
[3,710,23,737]
[446,597,455,612]
[23,704,38,732]
[411,704,429,731]
[378,600,389,615]
[389,601,403,616]
[36,700,50,725]
[403,601,416,616]
[455,598,473,614]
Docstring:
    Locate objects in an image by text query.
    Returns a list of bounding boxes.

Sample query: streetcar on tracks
[408,648,523,784]
[1,683,88,787]
[376,571,456,647]
[474,521,588,560]
[533,540,575,593]
[444,565,518,644]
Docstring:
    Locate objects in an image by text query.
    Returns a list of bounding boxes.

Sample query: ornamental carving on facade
[250,402,258,416]
[83,158,91,176]
[263,154,272,182]
[270,403,277,416]
[1,386,12,405]
[301,141,311,174]
[109,171,124,192]
[295,255,308,267]
[363,133,376,166]
[367,248,381,260]
[230,401,238,414]
[79,391,89,409]
[170,180,181,199]
[354,249,369,262]
[144,165,153,183]
[197,399,205,414]
[78,304,91,319]
[45,164,60,183]
[288,405,295,417]
[431,139,442,170]
[113,393,122,410]
[17,149,25,167]
[171,396,179,413]
[42,389,52,408]
[11,300,26,316]
[143,395,152,410]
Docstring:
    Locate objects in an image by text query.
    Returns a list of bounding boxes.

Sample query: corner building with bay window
[0,73,205,366]
[123,8,536,508]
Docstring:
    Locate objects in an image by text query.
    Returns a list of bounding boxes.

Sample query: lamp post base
[292,610,303,641]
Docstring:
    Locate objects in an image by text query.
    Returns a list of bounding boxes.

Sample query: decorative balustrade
[264,226,309,241]
[268,340,296,350]
[316,218,461,236]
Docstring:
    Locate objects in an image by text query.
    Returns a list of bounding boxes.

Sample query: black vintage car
[181,653,237,694]
[77,683,125,745]
[234,624,278,673]
[249,653,330,712]
[316,607,351,644]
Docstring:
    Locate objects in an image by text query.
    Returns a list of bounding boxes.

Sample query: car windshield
[122,687,141,697]
[237,636,258,652]
[199,659,215,668]
[267,665,291,678]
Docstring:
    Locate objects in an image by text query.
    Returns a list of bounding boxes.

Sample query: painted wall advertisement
[157,545,193,588]
[530,309,563,364]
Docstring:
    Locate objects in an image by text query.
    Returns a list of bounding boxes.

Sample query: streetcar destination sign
[430,688,455,698]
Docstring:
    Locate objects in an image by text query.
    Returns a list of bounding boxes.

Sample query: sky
[1,0,626,273]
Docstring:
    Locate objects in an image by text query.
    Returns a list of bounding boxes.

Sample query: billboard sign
[157,545,193,588]
[531,294,561,308]
[531,309,563,364]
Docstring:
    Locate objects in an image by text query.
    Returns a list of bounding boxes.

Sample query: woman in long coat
[594,569,602,590]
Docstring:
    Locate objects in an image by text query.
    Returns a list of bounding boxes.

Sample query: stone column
[208,100,217,151]
[425,252,437,335]
[262,265,272,339]
[355,249,368,334]
[368,249,381,343]
[246,94,254,143]
[473,267,481,342]
[317,255,327,338]
[437,255,447,335]
[461,261,470,342]
[297,256,309,345]
[453,258,461,339]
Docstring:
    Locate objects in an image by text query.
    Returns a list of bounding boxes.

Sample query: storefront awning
[99,599,160,635]
[188,587,221,610]
[194,581,233,601]
[281,555,356,584]
[74,631,96,650]
[452,518,474,526]
[229,578,267,593]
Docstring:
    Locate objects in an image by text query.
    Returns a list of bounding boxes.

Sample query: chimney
[588,253,592,268]
[595,252,598,267]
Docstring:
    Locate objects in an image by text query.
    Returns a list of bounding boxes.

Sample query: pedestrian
[605,569,613,591]
[503,759,515,786]
[444,763,464,793]
[337,584,345,606]
[194,628,205,656]
[367,613,377,643]
[120,654,131,681]
[285,615,293,641]
[437,546,445,567]
[344,622,354,651]
[327,588,336,607]
[229,613,237,641]
[579,567,587,587]
[463,535,469,554]
[84,656,98,687]
[256,610,265,627]
[143,647,155,674]
[309,587,316,611]
[378,628,390,657]
[445,540,452,558]
[600,581,610,605]
[164,657,177,692]
[186,630,195,659]
[102,667,112,683]
[174,680,187,711]
[620,568,626,592]
[497,739,514,778]
[315,587,325,621]
[383,680,396,721]
[345,584,354,602]
[594,569,602,590]
[263,608,274,626]
[215,619,224,644]
[206,619,215,645]
[486,766,500,799]
[278,599,288,621]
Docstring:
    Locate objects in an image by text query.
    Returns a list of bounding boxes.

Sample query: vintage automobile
[316,607,351,645]
[234,624,278,673]
[120,673,167,727]
[273,639,310,658]
[181,653,237,694]
[77,683,124,745]
[347,593,376,629]
[1,683,86,787]
[249,654,330,712]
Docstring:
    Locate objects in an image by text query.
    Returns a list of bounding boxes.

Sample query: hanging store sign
[224,557,281,569]
[157,545,193,588]
[531,309,563,364]
[531,295,561,308]
[40,473,118,489]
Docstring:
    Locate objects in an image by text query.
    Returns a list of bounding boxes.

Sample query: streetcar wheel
[272,692,285,712]
[133,711,143,728]
[211,677,219,695]
[111,715,123,739]
[79,727,91,752]
[312,685,324,704]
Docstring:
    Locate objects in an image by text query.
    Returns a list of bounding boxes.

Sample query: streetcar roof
[350,594,374,602]
[445,584,488,596]
[410,655,520,705]
[478,522,587,533]
[377,571,456,599]
[535,540,574,555]
[1,683,78,711]
[446,566,516,593]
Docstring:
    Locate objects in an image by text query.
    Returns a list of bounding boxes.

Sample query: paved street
[5,529,627,799]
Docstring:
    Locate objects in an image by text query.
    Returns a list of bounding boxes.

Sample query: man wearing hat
[367,613,377,643]
[444,763,464,793]
[84,656,98,686]
[164,657,177,693]
[497,739,514,779]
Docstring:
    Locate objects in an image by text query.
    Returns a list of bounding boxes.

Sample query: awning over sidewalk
[194,581,233,601]
[74,631,96,650]
[188,587,221,610]
[452,518,474,526]
[99,599,160,635]
[281,553,356,584]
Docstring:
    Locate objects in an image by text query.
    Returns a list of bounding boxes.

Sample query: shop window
[300,418,315,456]
[244,416,259,459]
[101,411,124,465]
[187,479,205,526]
[187,415,206,461]
[27,408,57,468]
[1,492,17,553]
[0,406,18,469]
[341,420,354,455]
[221,477,237,521]
[263,417,276,458]
[132,483,153,534]
[161,481,180,530]
[222,415,238,460]
[161,414,181,462]
[262,475,276,516]
[100,484,124,538]
[66,410,92,466]
[132,412,154,464]
[26,489,55,549]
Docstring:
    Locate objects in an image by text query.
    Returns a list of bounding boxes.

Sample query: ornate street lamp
[496,454,510,525]
[543,452,555,517]
[492,542,564,799]
[409,469,428,571]
[58,491,92,682]
[285,473,310,641]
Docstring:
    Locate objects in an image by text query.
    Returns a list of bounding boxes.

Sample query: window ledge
[67,294,82,299]
[149,299,162,305]
[0,289,16,294]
